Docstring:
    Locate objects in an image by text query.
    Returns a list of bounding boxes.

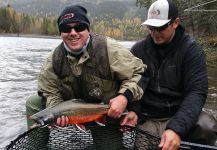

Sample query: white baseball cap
[142,0,178,27]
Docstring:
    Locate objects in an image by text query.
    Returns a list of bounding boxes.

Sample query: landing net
[6,124,217,150]
[6,124,159,150]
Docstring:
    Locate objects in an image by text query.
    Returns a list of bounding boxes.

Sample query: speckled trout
[30,99,109,126]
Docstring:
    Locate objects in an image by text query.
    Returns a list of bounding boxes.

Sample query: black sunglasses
[147,21,173,32]
[60,24,87,33]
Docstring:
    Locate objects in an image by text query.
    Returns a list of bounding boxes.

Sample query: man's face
[148,18,179,45]
[60,23,89,52]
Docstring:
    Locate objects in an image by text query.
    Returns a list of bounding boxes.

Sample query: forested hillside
[0,5,147,40]
[0,0,148,40]
[0,0,146,20]
[0,0,216,41]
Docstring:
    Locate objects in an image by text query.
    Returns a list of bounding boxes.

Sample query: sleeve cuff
[121,89,133,103]
[127,101,141,116]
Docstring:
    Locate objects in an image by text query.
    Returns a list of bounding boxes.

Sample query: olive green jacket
[38,34,146,108]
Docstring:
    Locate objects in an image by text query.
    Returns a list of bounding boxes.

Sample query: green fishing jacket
[38,34,146,108]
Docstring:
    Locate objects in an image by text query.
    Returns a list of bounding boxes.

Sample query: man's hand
[108,95,128,118]
[120,111,138,127]
[159,129,181,150]
[56,116,86,132]
[56,115,69,127]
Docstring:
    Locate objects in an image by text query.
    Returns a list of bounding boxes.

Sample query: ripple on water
[0,37,62,148]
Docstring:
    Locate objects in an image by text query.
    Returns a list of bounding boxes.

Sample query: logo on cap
[60,13,74,22]
[151,9,160,16]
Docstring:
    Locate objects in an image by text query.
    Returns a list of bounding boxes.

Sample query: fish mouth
[30,113,55,126]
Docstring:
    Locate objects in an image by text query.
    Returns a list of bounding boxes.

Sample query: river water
[0,36,216,148]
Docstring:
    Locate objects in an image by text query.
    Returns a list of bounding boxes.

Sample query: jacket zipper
[157,70,161,92]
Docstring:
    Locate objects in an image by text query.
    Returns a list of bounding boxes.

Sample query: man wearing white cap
[130,0,211,149]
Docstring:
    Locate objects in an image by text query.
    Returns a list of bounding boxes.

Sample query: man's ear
[173,17,180,29]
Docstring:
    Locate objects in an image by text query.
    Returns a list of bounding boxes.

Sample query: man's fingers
[108,95,128,118]
[120,111,138,127]
[120,117,127,126]
[60,116,65,127]
[57,117,61,126]
[56,116,68,127]
[65,116,69,125]
[159,135,165,148]
[108,108,122,118]
[159,130,181,150]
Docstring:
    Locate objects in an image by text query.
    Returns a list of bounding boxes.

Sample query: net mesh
[6,124,160,150]
[6,123,217,150]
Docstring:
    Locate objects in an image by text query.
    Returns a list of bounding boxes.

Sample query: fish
[30,99,110,127]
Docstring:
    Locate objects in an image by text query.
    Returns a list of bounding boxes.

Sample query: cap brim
[141,19,171,27]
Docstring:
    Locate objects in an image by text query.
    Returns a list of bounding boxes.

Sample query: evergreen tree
[136,0,217,37]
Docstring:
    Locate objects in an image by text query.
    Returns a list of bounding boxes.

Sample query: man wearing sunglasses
[130,0,211,150]
[26,5,146,130]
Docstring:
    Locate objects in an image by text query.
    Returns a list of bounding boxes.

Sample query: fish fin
[92,115,107,126]
[95,121,106,126]
[75,124,87,133]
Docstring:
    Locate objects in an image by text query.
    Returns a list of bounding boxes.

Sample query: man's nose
[69,28,77,34]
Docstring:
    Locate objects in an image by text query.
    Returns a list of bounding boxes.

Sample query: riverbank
[0,33,61,39]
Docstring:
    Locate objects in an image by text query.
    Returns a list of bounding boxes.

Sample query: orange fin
[75,124,87,133]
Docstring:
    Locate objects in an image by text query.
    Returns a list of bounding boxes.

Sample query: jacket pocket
[161,65,178,87]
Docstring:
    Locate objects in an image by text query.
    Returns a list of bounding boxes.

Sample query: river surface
[0,36,217,148]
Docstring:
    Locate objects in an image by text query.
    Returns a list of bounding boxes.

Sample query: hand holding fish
[56,115,69,127]
[108,95,128,118]
[30,99,109,128]
[120,111,138,127]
